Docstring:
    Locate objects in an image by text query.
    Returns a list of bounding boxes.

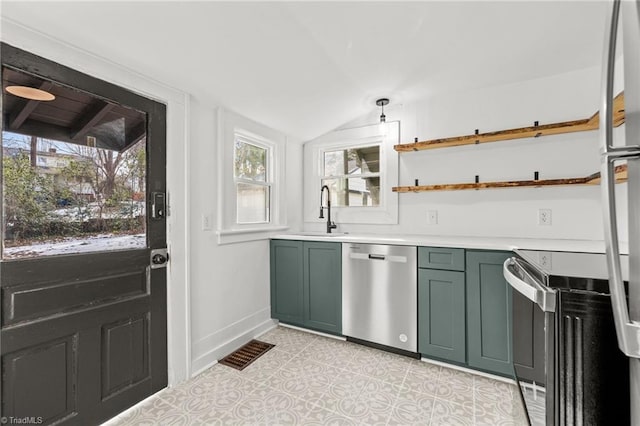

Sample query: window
[1,65,149,259]
[217,108,288,244]
[303,122,398,225]
[321,145,380,207]
[234,136,271,224]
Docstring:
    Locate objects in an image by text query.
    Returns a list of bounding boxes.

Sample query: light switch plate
[202,213,213,231]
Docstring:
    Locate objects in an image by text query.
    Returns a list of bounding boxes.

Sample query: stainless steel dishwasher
[342,243,417,353]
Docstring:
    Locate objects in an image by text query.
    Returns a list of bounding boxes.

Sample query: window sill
[216,226,290,245]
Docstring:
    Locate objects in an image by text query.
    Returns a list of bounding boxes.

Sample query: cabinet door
[270,240,304,325]
[512,290,545,384]
[418,269,466,363]
[466,251,513,376]
[303,241,342,334]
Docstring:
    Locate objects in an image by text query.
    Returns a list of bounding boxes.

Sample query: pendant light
[376,98,389,122]
[376,98,389,135]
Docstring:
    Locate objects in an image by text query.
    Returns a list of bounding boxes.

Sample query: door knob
[150,248,169,269]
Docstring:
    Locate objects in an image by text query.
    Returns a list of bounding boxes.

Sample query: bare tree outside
[2,132,146,258]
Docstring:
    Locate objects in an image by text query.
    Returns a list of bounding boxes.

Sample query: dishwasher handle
[349,252,408,263]
[503,257,556,313]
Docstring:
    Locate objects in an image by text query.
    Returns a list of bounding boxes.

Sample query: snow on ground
[50,202,145,221]
[4,233,145,258]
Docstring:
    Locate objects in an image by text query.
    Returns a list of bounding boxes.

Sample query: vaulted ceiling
[1,1,608,141]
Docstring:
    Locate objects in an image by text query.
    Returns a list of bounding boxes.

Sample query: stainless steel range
[504,250,630,425]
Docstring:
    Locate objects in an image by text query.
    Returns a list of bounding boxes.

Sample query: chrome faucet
[319,185,337,234]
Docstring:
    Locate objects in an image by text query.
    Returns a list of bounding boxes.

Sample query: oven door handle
[503,257,556,312]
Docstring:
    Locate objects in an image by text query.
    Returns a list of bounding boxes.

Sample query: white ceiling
[1,1,608,141]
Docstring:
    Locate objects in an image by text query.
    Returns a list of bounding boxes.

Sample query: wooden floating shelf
[394,92,625,152]
[392,165,628,193]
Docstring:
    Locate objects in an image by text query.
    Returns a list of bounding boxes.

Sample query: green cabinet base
[418,247,514,378]
[270,240,304,326]
[466,250,513,376]
[303,242,342,334]
[270,240,342,335]
[418,268,466,363]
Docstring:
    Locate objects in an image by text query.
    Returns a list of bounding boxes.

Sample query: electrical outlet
[538,251,552,269]
[202,213,213,231]
[538,209,552,226]
[427,210,438,225]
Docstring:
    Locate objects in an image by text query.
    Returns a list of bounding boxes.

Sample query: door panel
[418,268,466,363]
[479,263,510,360]
[101,314,149,399]
[466,250,513,376]
[2,250,149,326]
[270,240,304,325]
[1,43,167,425]
[3,335,77,423]
[304,241,342,334]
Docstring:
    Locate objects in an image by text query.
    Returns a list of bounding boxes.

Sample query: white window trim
[234,133,272,225]
[217,109,288,244]
[303,122,399,225]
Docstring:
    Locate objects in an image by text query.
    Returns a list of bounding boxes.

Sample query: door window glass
[2,67,147,259]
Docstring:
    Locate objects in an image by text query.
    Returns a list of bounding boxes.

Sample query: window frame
[217,109,289,244]
[233,134,272,225]
[303,122,399,226]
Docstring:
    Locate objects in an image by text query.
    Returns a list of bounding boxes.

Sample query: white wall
[304,66,629,242]
[188,97,303,374]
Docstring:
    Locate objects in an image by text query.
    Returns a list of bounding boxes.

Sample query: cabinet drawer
[418,247,465,271]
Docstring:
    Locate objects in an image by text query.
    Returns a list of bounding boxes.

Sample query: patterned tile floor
[104,326,528,425]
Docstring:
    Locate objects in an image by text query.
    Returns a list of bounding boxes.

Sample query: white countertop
[272,232,626,254]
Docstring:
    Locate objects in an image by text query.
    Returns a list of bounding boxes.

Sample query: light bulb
[378,121,388,136]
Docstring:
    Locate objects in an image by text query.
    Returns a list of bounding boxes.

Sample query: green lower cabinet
[418,268,466,363]
[270,240,304,326]
[270,239,342,335]
[303,242,342,334]
[466,250,513,376]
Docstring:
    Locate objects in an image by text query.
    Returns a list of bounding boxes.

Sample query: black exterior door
[0,43,168,425]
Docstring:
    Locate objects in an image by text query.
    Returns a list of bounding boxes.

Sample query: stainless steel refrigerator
[601,0,640,423]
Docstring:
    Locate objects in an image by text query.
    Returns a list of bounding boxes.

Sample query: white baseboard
[421,357,516,385]
[190,308,277,376]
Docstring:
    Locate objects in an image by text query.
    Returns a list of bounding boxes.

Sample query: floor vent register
[219,339,275,371]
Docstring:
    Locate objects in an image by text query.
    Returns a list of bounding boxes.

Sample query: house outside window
[303,122,399,225]
[321,145,380,207]
[234,136,271,224]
